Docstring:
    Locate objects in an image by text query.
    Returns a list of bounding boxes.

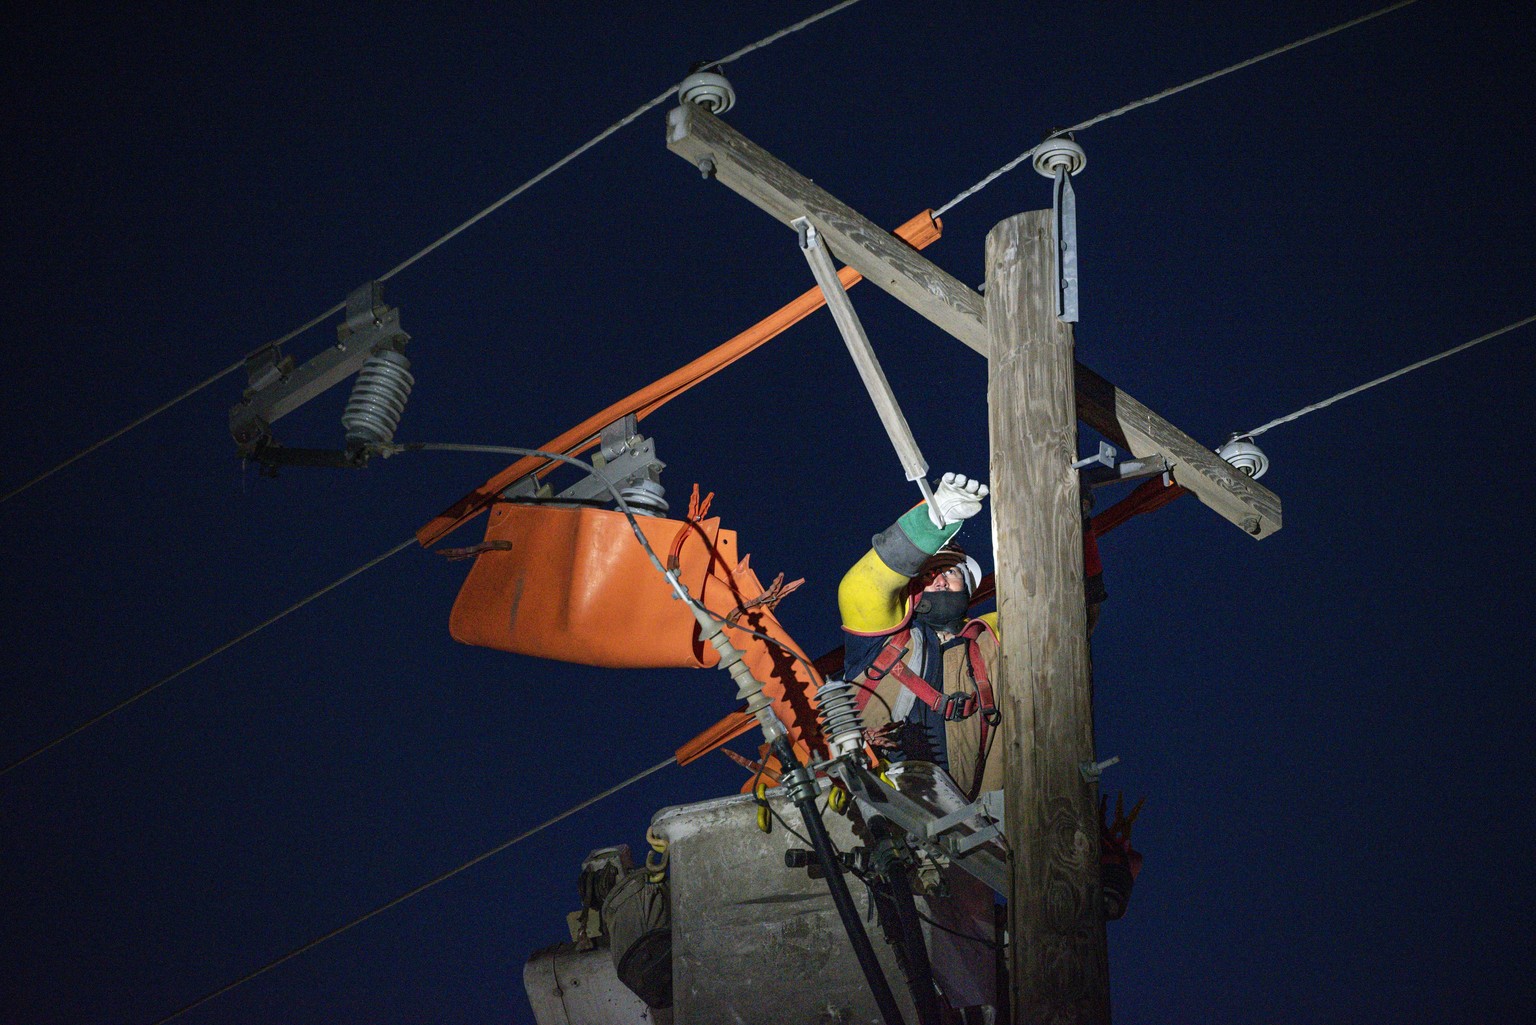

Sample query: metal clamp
[1079,755,1120,784]
[1072,440,1117,470]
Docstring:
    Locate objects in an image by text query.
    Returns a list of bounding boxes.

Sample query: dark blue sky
[3,2,1532,1023]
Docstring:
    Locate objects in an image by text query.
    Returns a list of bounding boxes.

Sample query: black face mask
[913,589,969,634]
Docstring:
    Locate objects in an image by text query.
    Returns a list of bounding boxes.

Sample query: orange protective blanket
[449,499,826,761]
[450,503,731,668]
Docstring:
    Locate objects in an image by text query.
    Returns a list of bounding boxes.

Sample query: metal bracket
[1080,453,1172,490]
[599,414,641,462]
[927,790,1006,856]
[229,281,408,454]
[829,760,1009,894]
[498,416,665,505]
[341,281,387,337]
[1034,134,1085,323]
[242,344,292,396]
[1053,167,1079,322]
[559,436,663,502]
[1079,755,1120,785]
[1072,440,1117,471]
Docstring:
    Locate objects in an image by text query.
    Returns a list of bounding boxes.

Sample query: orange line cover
[416,211,943,547]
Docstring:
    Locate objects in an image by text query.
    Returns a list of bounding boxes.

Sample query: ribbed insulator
[619,479,668,517]
[342,349,413,445]
[678,70,735,114]
[1216,436,1270,479]
[816,679,864,758]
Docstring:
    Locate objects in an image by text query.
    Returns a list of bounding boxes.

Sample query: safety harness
[855,620,1000,797]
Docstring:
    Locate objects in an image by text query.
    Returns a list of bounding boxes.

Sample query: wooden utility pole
[665,102,1283,1022]
[987,211,1109,1021]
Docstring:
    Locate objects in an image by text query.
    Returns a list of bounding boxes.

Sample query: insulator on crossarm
[342,349,413,446]
[1216,435,1270,479]
[679,66,735,113]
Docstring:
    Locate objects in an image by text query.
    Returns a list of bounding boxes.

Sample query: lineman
[839,473,1000,799]
[838,472,999,1017]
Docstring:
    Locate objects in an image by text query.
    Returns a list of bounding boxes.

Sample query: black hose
[771,737,906,1025]
[865,815,942,1025]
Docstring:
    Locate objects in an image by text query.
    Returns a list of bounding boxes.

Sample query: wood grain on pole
[986,210,1110,1023]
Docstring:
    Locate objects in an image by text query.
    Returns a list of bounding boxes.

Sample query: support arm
[667,103,1281,538]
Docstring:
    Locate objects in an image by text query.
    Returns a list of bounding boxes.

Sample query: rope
[1241,314,1535,439]
[148,756,676,1025]
[933,0,1420,217]
[0,537,417,778]
[0,0,866,509]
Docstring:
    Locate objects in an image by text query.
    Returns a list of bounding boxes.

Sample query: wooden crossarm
[667,103,1281,538]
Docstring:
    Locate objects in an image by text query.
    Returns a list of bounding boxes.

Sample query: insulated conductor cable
[148,754,677,1025]
[933,0,1420,217]
[0,0,867,509]
[1238,313,1536,439]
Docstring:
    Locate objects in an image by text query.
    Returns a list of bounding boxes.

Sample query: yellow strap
[645,826,668,854]
[754,780,772,834]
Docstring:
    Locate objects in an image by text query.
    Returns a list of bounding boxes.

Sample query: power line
[933,0,1420,217]
[0,537,417,778]
[0,0,867,510]
[0,358,241,507]
[371,0,865,285]
[149,755,676,1025]
[1241,313,1535,439]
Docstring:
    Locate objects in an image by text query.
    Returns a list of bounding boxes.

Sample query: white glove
[929,472,989,527]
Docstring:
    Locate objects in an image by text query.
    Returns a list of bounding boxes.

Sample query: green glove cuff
[897,503,961,556]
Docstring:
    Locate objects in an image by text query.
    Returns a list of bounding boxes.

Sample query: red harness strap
[858,623,1000,798]
[858,623,1000,796]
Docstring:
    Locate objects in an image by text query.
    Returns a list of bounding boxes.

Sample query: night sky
[3,2,1532,1023]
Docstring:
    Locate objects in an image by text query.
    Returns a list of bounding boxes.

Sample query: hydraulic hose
[865,814,942,1025]
[771,736,907,1025]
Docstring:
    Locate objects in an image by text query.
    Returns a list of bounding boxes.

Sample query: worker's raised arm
[838,473,988,634]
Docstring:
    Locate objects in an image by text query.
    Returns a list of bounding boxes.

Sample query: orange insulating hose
[416,211,944,548]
